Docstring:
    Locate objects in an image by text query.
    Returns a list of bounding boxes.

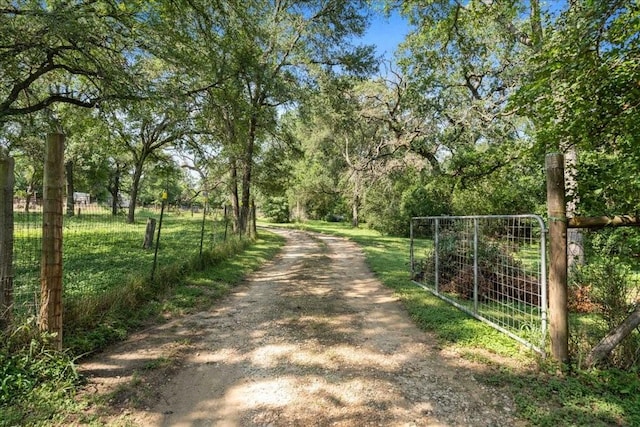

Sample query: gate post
[39,133,65,350]
[546,153,569,363]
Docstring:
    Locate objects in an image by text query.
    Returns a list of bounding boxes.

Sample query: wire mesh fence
[11,200,231,321]
[410,215,547,354]
[13,210,42,318]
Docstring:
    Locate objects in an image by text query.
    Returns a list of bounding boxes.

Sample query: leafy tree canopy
[0,0,145,126]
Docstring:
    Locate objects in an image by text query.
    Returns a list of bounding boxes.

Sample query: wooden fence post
[0,153,14,330]
[143,218,156,249]
[546,153,569,363]
[39,133,65,350]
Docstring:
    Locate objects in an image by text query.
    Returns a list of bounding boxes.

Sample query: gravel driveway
[80,229,520,426]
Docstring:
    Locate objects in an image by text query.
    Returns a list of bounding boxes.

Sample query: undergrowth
[0,322,82,427]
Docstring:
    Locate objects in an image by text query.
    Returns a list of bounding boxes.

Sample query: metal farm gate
[410,215,547,354]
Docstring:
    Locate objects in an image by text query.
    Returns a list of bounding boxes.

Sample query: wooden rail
[568,215,640,229]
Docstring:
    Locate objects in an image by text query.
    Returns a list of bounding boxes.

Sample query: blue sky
[357,9,411,61]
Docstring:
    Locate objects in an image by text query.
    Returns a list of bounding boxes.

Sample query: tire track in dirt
[82,229,520,426]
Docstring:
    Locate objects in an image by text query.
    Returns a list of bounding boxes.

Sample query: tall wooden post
[546,153,569,363]
[39,133,65,350]
[0,153,14,330]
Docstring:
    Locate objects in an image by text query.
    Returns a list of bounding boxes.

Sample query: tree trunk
[223,205,229,241]
[25,184,33,213]
[240,117,257,235]
[110,189,119,215]
[230,158,240,234]
[352,194,359,228]
[0,154,14,330]
[351,174,360,228]
[239,179,251,235]
[65,160,74,217]
[585,305,640,368]
[249,198,257,239]
[109,167,120,216]
[39,133,65,350]
[295,199,303,222]
[127,162,144,223]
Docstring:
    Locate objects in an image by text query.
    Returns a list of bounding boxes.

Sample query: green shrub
[364,180,452,236]
[262,196,290,223]
[324,213,344,222]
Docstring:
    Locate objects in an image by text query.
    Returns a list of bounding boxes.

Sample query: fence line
[410,215,548,354]
[10,204,231,322]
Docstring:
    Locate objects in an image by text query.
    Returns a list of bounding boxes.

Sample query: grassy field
[266,219,640,427]
[12,207,227,315]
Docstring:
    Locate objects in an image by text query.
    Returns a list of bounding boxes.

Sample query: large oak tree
[0,0,143,125]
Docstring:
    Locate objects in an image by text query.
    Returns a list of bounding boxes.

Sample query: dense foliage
[3,0,636,233]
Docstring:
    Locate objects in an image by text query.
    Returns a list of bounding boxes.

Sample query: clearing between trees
[80,229,522,426]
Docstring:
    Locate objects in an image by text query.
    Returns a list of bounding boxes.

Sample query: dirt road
[81,229,519,426]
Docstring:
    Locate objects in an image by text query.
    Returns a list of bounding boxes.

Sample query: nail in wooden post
[546,153,569,363]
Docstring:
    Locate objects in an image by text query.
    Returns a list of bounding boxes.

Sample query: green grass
[13,207,243,354]
[13,208,228,315]
[266,219,640,427]
[0,324,84,427]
